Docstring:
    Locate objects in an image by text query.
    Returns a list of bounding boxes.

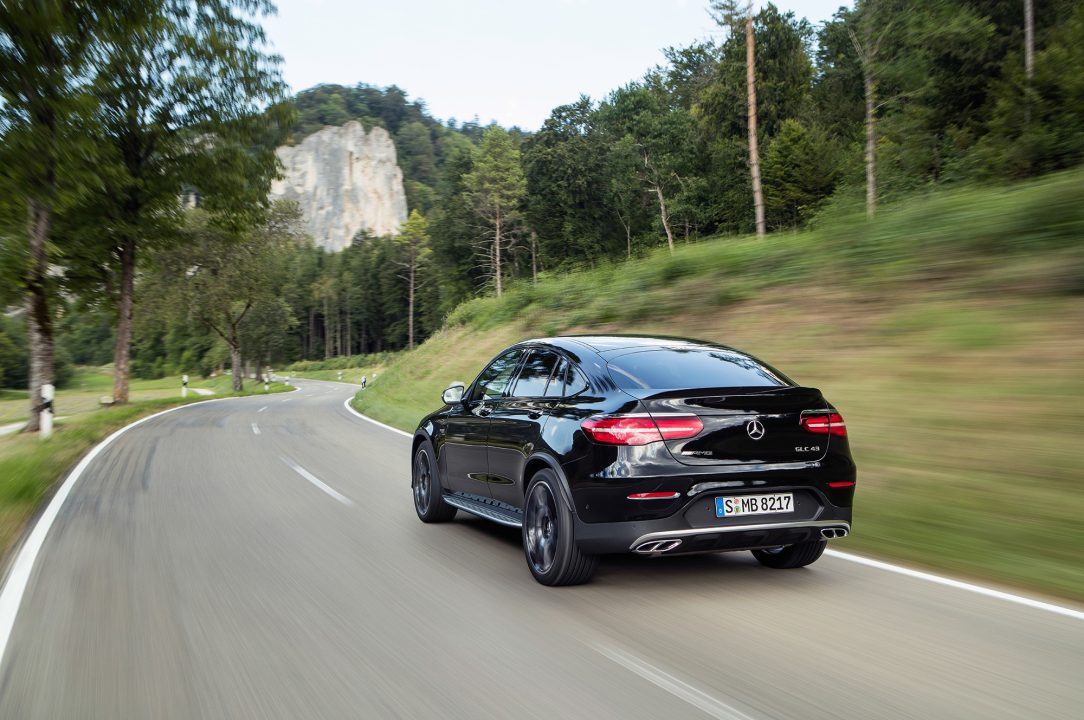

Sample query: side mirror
[442,381,465,405]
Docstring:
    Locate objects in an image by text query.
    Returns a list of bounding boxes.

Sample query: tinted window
[606,348,789,390]
[543,360,567,398]
[564,367,589,396]
[511,350,561,397]
[474,349,525,400]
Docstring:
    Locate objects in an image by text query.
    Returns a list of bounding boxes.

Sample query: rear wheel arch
[523,453,574,514]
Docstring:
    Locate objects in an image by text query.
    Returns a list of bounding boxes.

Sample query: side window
[511,350,561,398]
[564,366,589,396]
[472,349,525,401]
[543,360,568,398]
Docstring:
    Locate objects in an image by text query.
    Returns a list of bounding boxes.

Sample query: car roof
[524,335,730,355]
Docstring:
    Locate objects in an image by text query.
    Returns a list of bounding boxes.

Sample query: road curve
[0,380,1081,719]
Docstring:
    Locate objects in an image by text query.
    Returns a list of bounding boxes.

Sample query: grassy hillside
[352,170,1084,602]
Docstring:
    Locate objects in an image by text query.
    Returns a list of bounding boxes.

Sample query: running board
[444,493,523,528]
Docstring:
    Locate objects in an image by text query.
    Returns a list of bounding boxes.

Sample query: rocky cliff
[270,121,407,251]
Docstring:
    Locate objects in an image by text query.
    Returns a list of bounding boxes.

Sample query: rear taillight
[801,412,847,437]
[581,414,703,446]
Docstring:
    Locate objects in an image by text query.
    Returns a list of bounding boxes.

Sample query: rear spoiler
[630,386,825,410]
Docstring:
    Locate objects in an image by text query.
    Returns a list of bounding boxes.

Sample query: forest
[2,0,1083,408]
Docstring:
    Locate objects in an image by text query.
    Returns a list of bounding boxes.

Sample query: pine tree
[464,127,526,297]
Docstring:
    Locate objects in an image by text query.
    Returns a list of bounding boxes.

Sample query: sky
[264,0,851,131]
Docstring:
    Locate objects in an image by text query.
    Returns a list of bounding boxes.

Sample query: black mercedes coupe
[411,336,856,586]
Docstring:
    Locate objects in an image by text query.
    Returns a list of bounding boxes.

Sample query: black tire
[412,440,457,523]
[751,539,827,569]
[522,470,598,586]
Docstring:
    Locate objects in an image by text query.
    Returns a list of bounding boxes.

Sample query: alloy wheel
[413,450,432,513]
[525,481,558,574]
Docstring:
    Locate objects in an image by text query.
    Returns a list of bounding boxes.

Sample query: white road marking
[595,644,758,720]
[280,397,291,403]
[824,550,1084,621]
[0,395,246,668]
[251,422,260,435]
[280,456,354,506]
[341,396,411,438]
[258,406,267,413]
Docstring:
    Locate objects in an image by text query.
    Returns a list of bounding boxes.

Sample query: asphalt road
[1,380,1081,719]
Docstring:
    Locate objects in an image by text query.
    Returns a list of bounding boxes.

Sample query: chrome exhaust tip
[633,538,683,554]
[820,527,849,540]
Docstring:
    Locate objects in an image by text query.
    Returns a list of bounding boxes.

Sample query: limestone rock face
[270,121,407,251]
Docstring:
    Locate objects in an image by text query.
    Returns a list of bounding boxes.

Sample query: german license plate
[715,493,793,517]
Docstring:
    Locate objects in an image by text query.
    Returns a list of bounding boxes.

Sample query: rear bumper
[574,509,852,555]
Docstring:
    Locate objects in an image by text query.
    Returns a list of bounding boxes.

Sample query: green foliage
[763,120,842,228]
[285,352,395,373]
[0,322,21,389]
[463,127,527,292]
[523,97,617,266]
[447,167,1084,333]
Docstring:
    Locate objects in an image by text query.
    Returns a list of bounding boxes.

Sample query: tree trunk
[1024,0,1034,124]
[25,200,54,434]
[345,290,352,356]
[407,260,415,350]
[229,343,243,392]
[111,236,136,403]
[1024,0,1034,80]
[863,71,877,219]
[227,313,243,392]
[307,308,314,358]
[745,14,766,238]
[494,206,503,297]
[618,211,632,259]
[530,230,538,283]
[653,184,676,253]
[323,297,330,359]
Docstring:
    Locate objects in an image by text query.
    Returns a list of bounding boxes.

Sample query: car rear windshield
[606,348,790,391]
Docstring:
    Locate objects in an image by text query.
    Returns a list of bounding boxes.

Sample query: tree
[846,0,892,218]
[64,0,288,403]
[605,136,651,259]
[599,84,696,253]
[711,1,766,237]
[0,1,99,431]
[522,97,615,268]
[463,126,525,297]
[429,141,482,314]
[762,119,841,228]
[396,210,431,350]
[162,202,299,392]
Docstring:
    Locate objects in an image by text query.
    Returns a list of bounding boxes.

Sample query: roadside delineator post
[182,373,189,399]
[41,383,54,440]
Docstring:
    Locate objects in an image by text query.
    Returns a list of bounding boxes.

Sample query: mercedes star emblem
[746,419,766,440]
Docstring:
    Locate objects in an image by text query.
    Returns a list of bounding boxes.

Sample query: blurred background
[2,0,1083,605]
